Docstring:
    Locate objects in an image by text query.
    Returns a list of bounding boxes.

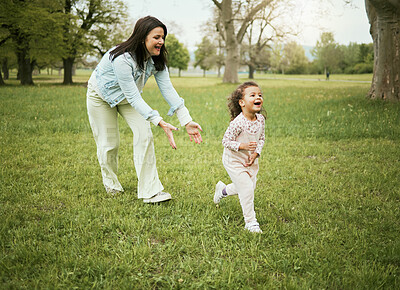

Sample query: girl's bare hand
[239,141,257,151]
[245,152,259,167]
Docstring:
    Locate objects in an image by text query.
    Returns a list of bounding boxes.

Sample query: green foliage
[61,0,128,84]
[312,32,343,73]
[345,62,374,74]
[194,36,217,72]
[0,0,66,84]
[0,75,399,288]
[282,41,309,74]
[64,0,128,58]
[339,42,360,71]
[340,43,374,74]
[166,34,190,73]
[311,34,373,75]
[269,42,284,73]
[0,0,128,85]
[358,43,374,64]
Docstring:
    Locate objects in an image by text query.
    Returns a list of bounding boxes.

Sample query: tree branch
[0,35,11,47]
[91,44,106,56]
[211,0,222,10]
[237,0,272,42]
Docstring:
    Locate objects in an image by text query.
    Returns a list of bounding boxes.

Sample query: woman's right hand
[158,120,179,149]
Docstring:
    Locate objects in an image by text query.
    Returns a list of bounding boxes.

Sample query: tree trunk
[220,0,239,83]
[179,68,182,77]
[203,69,206,78]
[2,58,9,80]
[248,64,255,79]
[224,40,240,83]
[17,47,34,85]
[213,0,271,83]
[366,0,400,101]
[63,57,74,85]
[0,68,4,86]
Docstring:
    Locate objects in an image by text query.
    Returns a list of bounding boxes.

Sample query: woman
[87,16,202,203]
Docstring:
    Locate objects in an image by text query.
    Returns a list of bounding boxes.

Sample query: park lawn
[0,75,399,289]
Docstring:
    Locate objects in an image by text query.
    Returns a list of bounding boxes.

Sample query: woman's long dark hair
[227,81,267,121]
[110,16,168,71]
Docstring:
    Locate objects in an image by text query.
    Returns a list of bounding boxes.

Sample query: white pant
[223,149,258,224]
[87,87,163,198]
[224,171,257,224]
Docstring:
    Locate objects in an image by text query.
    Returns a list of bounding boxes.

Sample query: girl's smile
[239,86,264,120]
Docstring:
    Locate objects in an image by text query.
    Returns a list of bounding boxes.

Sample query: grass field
[1,72,399,289]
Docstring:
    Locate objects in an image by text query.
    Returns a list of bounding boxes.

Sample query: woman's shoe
[143,191,172,203]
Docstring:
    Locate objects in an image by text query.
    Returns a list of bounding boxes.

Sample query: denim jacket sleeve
[154,68,185,116]
[112,54,161,123]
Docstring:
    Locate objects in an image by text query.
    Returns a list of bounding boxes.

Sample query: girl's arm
[255,116,265,155]
[222,120,241,151]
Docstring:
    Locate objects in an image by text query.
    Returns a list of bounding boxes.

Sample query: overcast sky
[123,0,372,50]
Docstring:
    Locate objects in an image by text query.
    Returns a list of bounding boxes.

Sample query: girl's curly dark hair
[227,81,266,121]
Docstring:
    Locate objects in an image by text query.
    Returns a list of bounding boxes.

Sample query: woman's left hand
[185,121,203,144]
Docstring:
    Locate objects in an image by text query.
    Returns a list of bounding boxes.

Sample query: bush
[345,62,373,74]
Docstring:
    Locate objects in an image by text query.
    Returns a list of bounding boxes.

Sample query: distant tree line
[0,0,374,85]
[0,0,380,85]
[195,31,374,78]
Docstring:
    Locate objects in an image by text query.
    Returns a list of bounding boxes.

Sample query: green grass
[1,74,399,289]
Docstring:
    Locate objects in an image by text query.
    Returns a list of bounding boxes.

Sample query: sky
[124,0,372,50]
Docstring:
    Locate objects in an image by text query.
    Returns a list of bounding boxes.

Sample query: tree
[282,41,309,74]
[0,30,12,85]
[166,34,190,77]
[0,0,64,85]
[241,43,270,78]
[241,0,294,78]
[358,43,373,64]
[340,42,373,74]
[211,0,274,83]
[312,32,342,74]
[194,36,217,77]
[339,42,359,72]
[61,0,127,85]
[88,19,134,57]
[270,42,284,73]
[365,0,399,101]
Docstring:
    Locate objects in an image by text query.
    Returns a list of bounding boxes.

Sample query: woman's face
[145,26,165,56]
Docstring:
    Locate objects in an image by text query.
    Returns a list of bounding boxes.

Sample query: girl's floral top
[222,112,265,155]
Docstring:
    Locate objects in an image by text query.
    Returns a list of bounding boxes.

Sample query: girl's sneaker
[214,181,226,204]
[245,221,263,233]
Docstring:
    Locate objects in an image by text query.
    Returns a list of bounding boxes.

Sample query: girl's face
[145,26,165,57]
[239,86,263,115]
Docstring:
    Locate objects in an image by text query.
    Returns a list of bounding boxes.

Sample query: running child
[214,81,266,233]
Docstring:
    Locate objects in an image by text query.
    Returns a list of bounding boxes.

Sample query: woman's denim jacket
[95,49,185,123]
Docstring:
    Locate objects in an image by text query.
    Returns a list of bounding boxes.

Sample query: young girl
[214,82,266,233]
